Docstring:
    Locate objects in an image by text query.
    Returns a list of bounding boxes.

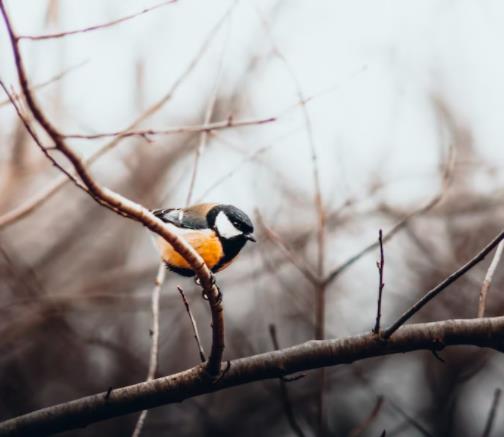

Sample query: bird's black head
[207,204,255,242]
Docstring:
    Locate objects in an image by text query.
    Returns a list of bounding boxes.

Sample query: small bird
[152,203,255,277]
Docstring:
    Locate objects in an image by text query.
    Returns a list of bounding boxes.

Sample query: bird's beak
[245,233,256,242]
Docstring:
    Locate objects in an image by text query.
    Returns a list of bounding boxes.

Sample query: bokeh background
[1,1,504,435]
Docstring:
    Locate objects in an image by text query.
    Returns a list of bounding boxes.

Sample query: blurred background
[1,0,504,435]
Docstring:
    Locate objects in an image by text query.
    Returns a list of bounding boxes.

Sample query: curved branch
[1,317,504,436]
[0,1,224,375]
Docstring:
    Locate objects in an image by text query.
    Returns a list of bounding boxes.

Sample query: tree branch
[18,0,177,41]
[0,0,224,375]
[1,317,504,436]
[383,230,504,338]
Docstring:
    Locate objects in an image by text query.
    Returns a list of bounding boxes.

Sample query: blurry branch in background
[348,396,384,437]
[196,137,271,202]
[269,324,306,437]
[254,1,327,337]
[18,0,177,41]
[2,316,504,436]
[257,212,319,285]
[0,0,225,376]
[0,81,89,195]
[178,286,206,363]
[0,60,87,108]
[372,229,385,334]
[0,3,234,230]
[383,230,504,339]
[477,240,504,318]
[185,15,230,206]
[324,141,455,287]
[131,263,166,437]
[481,388,501,437]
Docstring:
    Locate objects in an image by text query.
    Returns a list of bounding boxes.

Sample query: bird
[152,203,255,277]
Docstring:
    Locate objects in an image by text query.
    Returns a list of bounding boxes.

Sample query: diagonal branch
[2,316,504,436]
[19,0,177,41]
[383,230,504,338]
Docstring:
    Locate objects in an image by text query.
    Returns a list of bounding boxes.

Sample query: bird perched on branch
[152,203,255,277]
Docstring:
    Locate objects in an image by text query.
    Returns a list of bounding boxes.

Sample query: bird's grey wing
[152,208,208,229]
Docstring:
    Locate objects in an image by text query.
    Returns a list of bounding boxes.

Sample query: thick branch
[1,317,504,436]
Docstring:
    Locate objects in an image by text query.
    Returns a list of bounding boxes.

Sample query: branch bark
[1,317,504,436]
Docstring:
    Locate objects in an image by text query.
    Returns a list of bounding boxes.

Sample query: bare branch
[383,230,504,339]
[131,262,165,437]
[61,116,276,141]
[2,317,504,436]
[478,240,504,318]
[373,229,385,334]
[18,0,177,41]
[177,286,206,363]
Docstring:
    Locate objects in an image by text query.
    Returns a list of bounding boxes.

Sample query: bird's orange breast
[157,229,224,271]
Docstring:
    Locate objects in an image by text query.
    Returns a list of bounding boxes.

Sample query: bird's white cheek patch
[215,211,242,239]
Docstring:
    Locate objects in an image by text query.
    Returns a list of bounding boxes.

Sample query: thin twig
[269,324,306,437]
[0,3,233,230]
[373,229,385,334]
[62,116,276,140]
[131,262,166,437]
[478,240,504,318]
[481,388,501,437]
[19,0,177,41]
[348,396,384,437]
[383,230,504,338]
[177,286,206,363]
